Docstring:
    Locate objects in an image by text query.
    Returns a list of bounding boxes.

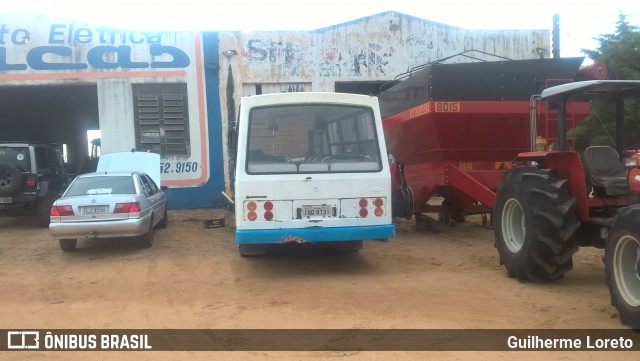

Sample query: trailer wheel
[493,168,580,282]
[606,207,640,329]
[440,200,465,224]
[392,186,414,220]
[415,213,438,233]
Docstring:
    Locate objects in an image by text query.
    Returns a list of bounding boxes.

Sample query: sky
[1,0,640,58]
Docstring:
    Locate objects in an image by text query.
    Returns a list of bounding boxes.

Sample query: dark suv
[0,143,69,226]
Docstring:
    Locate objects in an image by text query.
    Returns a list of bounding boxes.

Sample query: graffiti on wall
[281,84,306,93]
[244,39,304,77]
[406,34,433,69]
[242,37,396,79]
[404,30,463,69]
[318,41,394,78]
[236,20,546,81]
[404,30,534,69]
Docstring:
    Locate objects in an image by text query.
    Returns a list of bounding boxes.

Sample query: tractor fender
[514,151,589,221]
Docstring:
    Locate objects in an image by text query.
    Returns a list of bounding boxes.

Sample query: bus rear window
[246,104,382,174]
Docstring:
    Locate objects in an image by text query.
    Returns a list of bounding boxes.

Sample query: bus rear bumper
[235,224,395,244]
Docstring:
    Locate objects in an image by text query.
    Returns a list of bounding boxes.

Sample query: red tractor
[379,54,640,328]
[493,80,640,329]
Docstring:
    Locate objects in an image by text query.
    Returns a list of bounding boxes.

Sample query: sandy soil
[0,209,637,360]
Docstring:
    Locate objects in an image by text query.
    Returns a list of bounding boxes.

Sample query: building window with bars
[132,83,190,156]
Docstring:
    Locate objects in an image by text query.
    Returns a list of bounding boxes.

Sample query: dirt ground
[0,209,637,360]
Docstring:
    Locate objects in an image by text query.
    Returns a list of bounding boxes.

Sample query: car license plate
[80,205,109,215]
[0,197,11,204]
[301,205,332,217]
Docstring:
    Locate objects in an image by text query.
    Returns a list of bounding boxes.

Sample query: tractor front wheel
[493,168,580,282]
[606,207,640,329]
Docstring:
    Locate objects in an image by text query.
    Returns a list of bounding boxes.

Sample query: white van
[232,92,395,256]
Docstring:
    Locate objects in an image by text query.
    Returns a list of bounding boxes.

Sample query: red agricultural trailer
[379,56,596,228]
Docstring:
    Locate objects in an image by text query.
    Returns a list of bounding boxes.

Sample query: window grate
[132,83,190,156]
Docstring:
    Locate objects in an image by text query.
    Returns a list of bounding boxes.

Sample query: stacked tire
[0,164,23,196]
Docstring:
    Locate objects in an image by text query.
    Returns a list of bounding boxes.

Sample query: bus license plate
[80,205,109,215]
[0,197,11,204]
[301,205,332,218]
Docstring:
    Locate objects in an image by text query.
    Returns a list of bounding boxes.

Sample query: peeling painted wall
[220,12,549,86]
[217,11,550,192]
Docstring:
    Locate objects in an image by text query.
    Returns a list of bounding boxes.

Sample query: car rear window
[65,176,135,196]
[0,147,31,172]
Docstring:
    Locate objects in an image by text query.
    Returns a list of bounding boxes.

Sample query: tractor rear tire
[493,168,580,282]
[605,206,640,329]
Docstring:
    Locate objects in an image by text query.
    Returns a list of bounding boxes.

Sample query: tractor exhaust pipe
[552,14,560,58]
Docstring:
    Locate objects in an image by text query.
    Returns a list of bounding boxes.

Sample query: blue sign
[0,23,191,71]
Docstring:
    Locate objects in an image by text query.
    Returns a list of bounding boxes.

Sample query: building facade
[0,11,549,208]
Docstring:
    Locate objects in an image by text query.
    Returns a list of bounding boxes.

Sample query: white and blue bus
[232,92,395,256]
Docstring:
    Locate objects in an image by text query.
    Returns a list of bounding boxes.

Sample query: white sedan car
[49,171,168,252]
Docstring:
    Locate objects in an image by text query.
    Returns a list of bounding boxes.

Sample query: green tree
[574,14,640,152]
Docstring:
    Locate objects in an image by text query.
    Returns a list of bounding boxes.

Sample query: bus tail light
[246,201,257,221]
[359,208,368,217]
[246,201,275,221]
[359,198,369,218]
[359,197,385,218]
[374,198,384,217]
[263,201,274,221]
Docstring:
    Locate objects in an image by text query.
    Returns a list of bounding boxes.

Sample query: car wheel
[59,239,77,252]
[156,206,168,229]
[138,219,154,248]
